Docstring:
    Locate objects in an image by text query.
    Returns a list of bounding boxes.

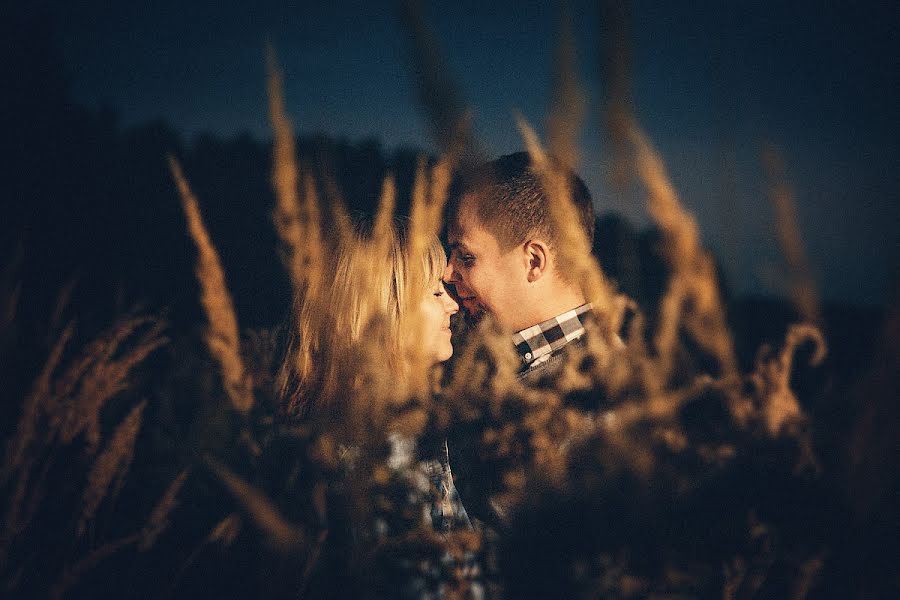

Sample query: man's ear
[524,239,550,282]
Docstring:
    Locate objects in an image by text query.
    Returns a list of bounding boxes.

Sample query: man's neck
[510,286,586,333]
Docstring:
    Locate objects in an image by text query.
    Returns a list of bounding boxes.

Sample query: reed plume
[169,155,253,414]
[205,456,306,549]
[1,312,165,594]
[763,145,821,324]
[627,120,739,382]
[373,173,397,258]
[2,321,73,483]
[516,116,623,339]
[76,399,147,537]
[396,0,484,164]
[397,161,431,398]
[599,0,634,189]
[267,47,326,299]
[749,323,826,436]
[320,169,354,243]
[546,5,586,172]
[207,512,242,546]
[140,467,191,550]
[56,317,165,451]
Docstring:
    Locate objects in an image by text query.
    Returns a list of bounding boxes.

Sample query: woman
[276,215,470,523]
[274,218,479,598]
[277,217,459,420]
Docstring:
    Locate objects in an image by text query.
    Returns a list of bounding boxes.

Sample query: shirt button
[524,352,532,360]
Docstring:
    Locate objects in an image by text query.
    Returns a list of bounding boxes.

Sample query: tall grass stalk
[139,467,191,550]
[763,145,821,324]
[56,317,165,451]
[749,323,826,436]
[169,156,253,414]
[546,6,586,173]
[516,116,623,341]
[77,399,147,536]
[396,0,484,164]
[2,322,73,484]
[267,47,327,300]
[627,120,739,382]
[205,456,306,549]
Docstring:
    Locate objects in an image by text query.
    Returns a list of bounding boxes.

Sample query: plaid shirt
[512,303,592,375]
[419,439,473,532]
[384,434,484,599]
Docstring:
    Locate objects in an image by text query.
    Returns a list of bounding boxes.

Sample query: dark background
[5,1,898,315]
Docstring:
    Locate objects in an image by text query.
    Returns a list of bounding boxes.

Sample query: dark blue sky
[54,1,898,305]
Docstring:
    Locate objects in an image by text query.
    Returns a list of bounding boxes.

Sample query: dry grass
[2,321,74,484]
[517,116,625,341]
[77,398,146,536]
[205,456,306,550]
[748,323,826,436]
[628,119,740,382]
[546,6,586,173]
[140,467,191,550]
[169,156,253,414]
[396,0,485,165]
[3,9,860,599]
[55,317,165,450]
[1,313,167,596]
[267,46,326,299]
[763,144,821,324]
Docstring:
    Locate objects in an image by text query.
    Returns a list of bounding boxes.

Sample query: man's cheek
[461,296,481,314]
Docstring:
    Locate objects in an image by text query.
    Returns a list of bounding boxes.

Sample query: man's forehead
[448,214,504,257]
[448,203,479,242]
[448,195,481,236]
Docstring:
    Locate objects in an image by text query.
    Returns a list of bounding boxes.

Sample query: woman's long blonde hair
[277,217,447,419]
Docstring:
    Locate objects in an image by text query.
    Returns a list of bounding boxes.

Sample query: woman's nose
[442,285,459,314]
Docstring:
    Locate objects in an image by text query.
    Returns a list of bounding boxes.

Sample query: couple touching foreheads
[278,151,596,531]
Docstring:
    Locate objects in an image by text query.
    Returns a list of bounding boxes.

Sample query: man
[443,151,596,381]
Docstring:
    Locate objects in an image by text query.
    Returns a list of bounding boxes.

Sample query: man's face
[443,199,530,331]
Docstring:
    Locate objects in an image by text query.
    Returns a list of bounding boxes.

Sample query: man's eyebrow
[448,241,471,253]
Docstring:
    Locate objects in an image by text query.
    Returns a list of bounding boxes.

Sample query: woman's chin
[433,345,454,364]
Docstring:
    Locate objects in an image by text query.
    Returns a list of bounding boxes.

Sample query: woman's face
[420,278,459,364]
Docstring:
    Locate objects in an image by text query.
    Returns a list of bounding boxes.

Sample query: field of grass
[1,5,897,599]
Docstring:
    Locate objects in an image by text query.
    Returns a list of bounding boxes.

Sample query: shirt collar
[511,303,592,368]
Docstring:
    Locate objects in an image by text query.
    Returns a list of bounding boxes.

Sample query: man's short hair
[452,151,595,251]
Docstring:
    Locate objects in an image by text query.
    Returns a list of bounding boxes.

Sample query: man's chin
[462,307,487,327]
